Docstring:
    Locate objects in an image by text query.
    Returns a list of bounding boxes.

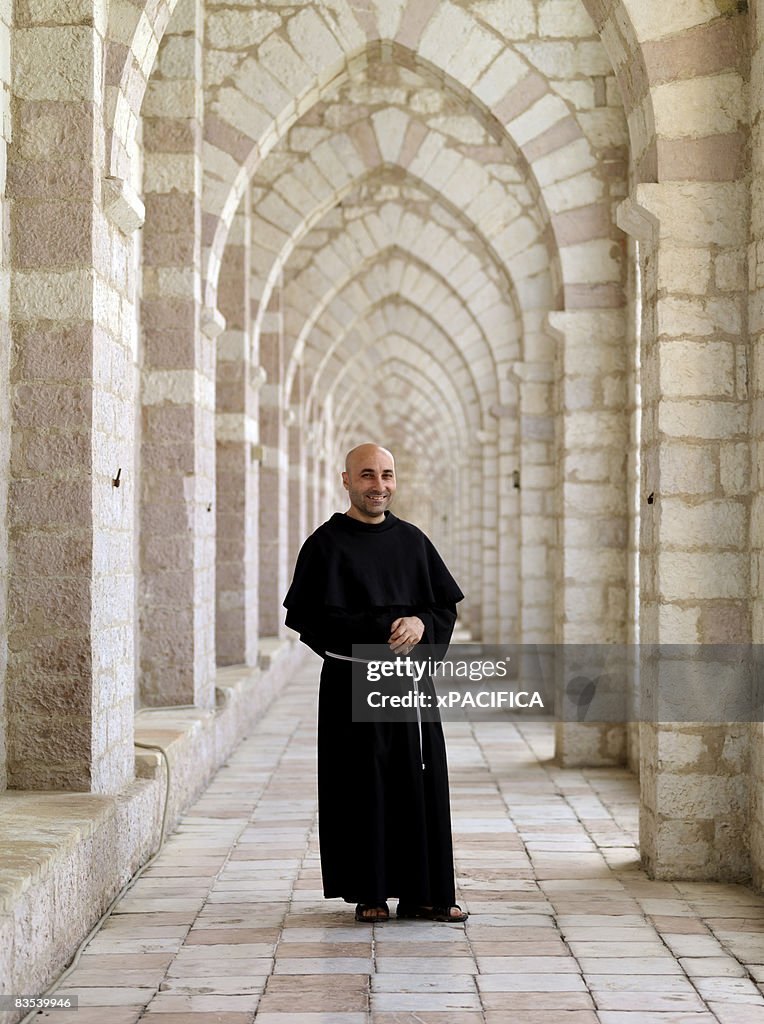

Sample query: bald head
[344,443,395,475]
[342,444,396,523]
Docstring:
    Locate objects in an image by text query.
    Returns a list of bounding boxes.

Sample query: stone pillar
[513,361,556,645]
[478,435,499,643]
[548,309,629,767]
[464,444,483,640]
[258,282,287,639]
[287,372,307,577]
[750,0,764,888]
[215,193,259,667]
[7,1,139,790]
[494,400,520,646]
[139,0,217,707]
[619,185,750,880]
[0,3,10,790]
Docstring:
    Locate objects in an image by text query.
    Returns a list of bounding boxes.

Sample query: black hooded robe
[283,510,464,905]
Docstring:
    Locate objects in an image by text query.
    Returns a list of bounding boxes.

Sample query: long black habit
[283,510,464,905]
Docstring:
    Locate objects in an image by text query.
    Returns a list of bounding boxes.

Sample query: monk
[283,443,467,923]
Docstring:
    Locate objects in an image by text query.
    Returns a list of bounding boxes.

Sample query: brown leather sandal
[354,902,389,923]
[396,903,468,922]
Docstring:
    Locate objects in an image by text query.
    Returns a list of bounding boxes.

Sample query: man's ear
[341,471,349,490]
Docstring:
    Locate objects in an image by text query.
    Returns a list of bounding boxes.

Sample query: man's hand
[388,616,424,654]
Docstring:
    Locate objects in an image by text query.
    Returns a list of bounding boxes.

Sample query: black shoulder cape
[283,512,463,643]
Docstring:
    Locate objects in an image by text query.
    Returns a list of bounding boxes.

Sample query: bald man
[284,444,467,924]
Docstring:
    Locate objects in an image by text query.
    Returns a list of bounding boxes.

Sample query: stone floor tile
[158,976,267,994]
[273,957,373,973]
[469,940,568,955]
[185,928,279,945]
[115,897,207,913]
[55,987,157,1006]
[465,914,554,929]
[567,941,670,957]
[653,935,725,957]
[708,918,764,933]
[273,942,371,957]
[579,955,684,975]
[374,956,476,974]
[30,1011,144,1024]
[557,914,648,929]
[173,944,274,961]
[371,1013,484,1024]
[370,992,482,1011]
[78,952,174,970]
[263,975,370,994]
[259,970,368,1011]
[592,991,708,1011]
[374,941,472,956]
[678,956,747,977]
[717,935,764,960]
[60,967,168,987]
[650,916,712,935]
[279,927,372,942]
[256,994,368,1013]
[484,1013,598,1024]
[587,977,697,993]
[596,1010,717,1022]
[83,936,185,955]
[167,957,273,977]
[480,992,596,1010]
[465,925,556,941]
[99,918,190,935]
[476,974,588,992]
[694,977,763,1002]
[709,1005,764,1023]
[128,1016,253,1024]
[255,1016,368,1024]
[371,973,476,992]
[476,955,580,974]
[143,994,260,1012]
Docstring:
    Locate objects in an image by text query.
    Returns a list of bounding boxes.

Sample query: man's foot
[396,903,468,922]
[354,902,389,923]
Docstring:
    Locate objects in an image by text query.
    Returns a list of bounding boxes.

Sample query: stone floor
[34,656,764,1024]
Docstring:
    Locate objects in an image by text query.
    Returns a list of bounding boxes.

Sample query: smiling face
[342,444,396,523]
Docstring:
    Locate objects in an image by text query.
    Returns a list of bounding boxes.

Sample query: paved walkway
[38,656,764,1023]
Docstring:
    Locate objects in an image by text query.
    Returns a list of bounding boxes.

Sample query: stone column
[513,361,556,645]
[215,192,259,667]
[619,185,750,880]
[494,400,520,646]
[452,453,471,634]
[7,1,140,790]
[478,434,499,643]
[464,443,483,640]
[548,309,629,767]
[258,282,287,639]
[0,4,10,790]
[752,0,764,888]
[287,371,307,577]
[139,0,218,707]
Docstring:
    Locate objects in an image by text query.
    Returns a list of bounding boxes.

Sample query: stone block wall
[0,0,9,792]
